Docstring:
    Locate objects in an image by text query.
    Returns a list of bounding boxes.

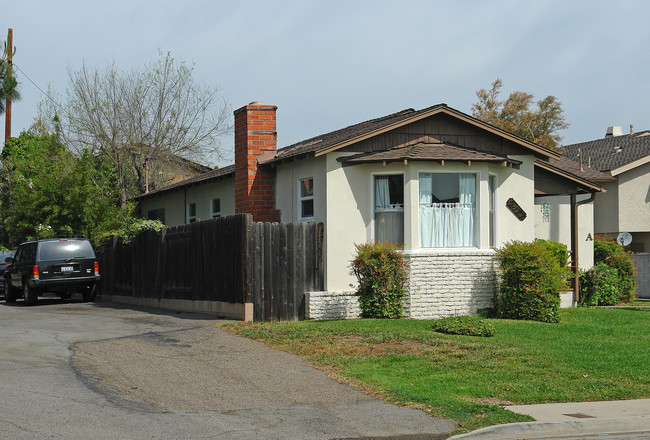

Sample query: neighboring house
[561,127,650,252]
[136,102,607,319]
[561,127,650,298]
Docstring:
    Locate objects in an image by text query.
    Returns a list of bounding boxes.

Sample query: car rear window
[39,240,95,261]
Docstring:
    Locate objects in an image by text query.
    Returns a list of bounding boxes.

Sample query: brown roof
[133,164,235,200]
[338,142,522,168]
[265,104,561,165]
[534,156,612,193]
[136,104,601,200]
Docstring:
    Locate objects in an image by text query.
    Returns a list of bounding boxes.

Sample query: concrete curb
[448,415,650,439]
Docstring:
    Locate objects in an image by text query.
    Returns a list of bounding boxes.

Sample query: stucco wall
[617,162,650,233]
[496,155,536,246]
[593,180,619,233]
[275,157,327,223]
[322,153,538,291]
[138,177,235,227]
[534,194,595,270]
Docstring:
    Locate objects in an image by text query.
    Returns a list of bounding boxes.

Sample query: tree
[1,39,21,115]
[0,132,129,246]
[472,79,569,149]
[42,51,231,207]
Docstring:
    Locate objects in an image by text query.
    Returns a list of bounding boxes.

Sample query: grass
[220,308,650,435]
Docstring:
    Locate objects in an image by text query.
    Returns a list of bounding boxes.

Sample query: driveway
[0,298,454,439]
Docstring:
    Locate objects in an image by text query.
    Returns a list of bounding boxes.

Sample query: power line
[13,62,63,111]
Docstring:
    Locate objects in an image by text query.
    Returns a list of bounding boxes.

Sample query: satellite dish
[617,232,632,246]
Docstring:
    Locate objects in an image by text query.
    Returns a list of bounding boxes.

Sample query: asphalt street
[0,297,454,439]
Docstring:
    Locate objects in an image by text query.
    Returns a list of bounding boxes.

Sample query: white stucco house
[561,126,650,298]
[136,101,609,319]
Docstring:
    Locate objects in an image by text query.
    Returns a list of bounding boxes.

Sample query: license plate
[61,266,73,273]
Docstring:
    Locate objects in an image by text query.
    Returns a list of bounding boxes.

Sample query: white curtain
[458,174,476,246]
[375,176,403,244]
[419,173,476,248]
[375,177,390,208]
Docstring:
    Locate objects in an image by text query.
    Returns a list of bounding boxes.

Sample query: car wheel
[23,283,38,306]
[4,278,16,303]
[82,285,96,302]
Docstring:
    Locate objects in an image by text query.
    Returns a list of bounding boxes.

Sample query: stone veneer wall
[403,250,498,319]
[306,290,360,320]
[307,250,498,320]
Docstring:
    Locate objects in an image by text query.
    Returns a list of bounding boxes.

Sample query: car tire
[4,278,16,303]
[82,285,96,302]
[23,283,38,306]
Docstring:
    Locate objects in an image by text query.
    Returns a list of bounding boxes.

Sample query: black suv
[4,238,100,305]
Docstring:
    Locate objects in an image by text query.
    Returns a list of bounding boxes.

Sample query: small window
[488,175,496,248]
[299,178,314,220]
[147,208,166,224]
[188,202,197,223]
[211,199,221,218]
[375,174,404,245]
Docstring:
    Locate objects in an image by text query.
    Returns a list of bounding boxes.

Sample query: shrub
[580,262,620,306]
[119,218,165,244]
[593,239,637,303]
[495,240,571,323]
[431,315,496,337]
[351,242,409,319]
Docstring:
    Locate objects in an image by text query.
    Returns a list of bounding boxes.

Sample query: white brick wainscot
[307,249,498,320]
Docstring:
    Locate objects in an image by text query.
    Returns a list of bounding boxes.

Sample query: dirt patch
[72,325,372,413]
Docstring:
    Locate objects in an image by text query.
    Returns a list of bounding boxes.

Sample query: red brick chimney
[234,101,281,222]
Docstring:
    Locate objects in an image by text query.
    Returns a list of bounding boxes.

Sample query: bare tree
[55,51,230,206]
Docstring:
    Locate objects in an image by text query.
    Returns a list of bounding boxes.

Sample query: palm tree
[1,42,21,115]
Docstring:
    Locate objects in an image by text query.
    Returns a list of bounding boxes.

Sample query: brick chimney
[234,101,281,222]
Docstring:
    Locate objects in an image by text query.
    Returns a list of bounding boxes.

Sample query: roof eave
[534,159,605,193]
[610,154,650,176]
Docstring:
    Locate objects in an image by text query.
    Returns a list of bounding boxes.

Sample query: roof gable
[266,104,560,165]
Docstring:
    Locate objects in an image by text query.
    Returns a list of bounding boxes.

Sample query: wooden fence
[99,214,324,322]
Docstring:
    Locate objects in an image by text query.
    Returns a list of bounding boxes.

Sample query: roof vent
[606,126,623,137]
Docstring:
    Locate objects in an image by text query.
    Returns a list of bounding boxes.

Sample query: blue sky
[3,0,650,166]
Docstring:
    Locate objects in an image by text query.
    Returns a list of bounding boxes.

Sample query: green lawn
[221,307,650,434]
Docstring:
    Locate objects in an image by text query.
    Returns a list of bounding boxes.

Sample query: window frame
[211,198,221,219]
[488,174,497,248]
[187,202,197,224]
[372,172,405,245]
[298,177,314,221]
[417,170,479,249]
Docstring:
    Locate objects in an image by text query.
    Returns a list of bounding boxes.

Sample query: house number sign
[506,198,527,221]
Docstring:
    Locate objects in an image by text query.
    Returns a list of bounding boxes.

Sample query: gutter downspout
[571,191,597,303]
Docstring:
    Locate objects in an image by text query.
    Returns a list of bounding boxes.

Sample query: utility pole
[4,28,13,143]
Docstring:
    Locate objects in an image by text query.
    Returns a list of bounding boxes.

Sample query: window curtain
[419,173,476,247]
[375,176,403,244]
[375,177,390,208]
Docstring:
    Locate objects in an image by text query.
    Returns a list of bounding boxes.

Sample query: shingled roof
[264,103,560,165]
[560,131,650,174]
[337,142,522,168]
[133,164,234,200]
[136,104,605,199]
[271,106,442,163]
